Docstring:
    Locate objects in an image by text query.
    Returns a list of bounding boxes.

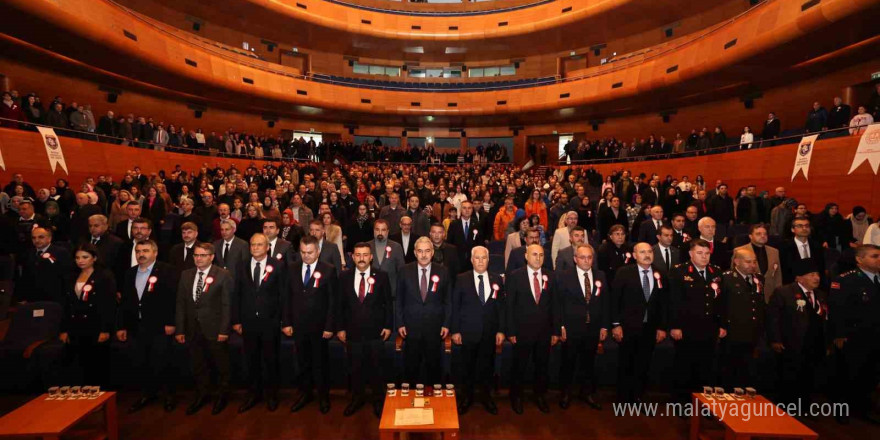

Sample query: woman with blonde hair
[321,212,346,269]
[550,211,579,269]
[236,202,265,240]
[109,189,133,229]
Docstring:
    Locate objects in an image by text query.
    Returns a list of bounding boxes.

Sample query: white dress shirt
[301,262,316,283]
[401,233,410,254]
[658,244,672,266]
[795,237,811,259]
[355,270,371,293]
[473,270,489,300]
[576,266,592,297]
[192,265,212,301]
[527,267,544,302]
[251,257,267,286]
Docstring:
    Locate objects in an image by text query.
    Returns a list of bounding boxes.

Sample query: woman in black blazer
[144,185,167,227]
[60,244,117,386]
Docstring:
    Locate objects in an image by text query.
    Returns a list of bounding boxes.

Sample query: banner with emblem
[36,126,69,174]
[848,122,880,174]
[791,134,818,181]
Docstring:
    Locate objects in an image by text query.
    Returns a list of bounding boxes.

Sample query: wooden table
[379,392,459,440]
[689,393,818,440]
[0,391,118,440]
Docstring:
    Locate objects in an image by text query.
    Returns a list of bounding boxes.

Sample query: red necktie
[709,241,714,253]
[358,272,366,303]
[533,272,542,304]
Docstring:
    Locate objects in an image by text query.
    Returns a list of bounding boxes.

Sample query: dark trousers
[242,318,280,397]
[511,336,550,398]
[404,334,443,385]
[348,338,384,401]
[673,338,717,403]
[719,340,756,390]
[837,335,880,415]
[559,329,601,395]
[130,329,175,398]
[295,333,329,398]
[457,335,496,399]
[189,329,230,397]
[66,330,110,387]
[617,326,656,402]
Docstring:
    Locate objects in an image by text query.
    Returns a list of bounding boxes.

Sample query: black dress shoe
[267,396,279,412]
[290,393,314,412]
[211,396,228,415]
[559,392,571,409]
[373,400,383,418]
[536,396,550,413]
[483,397,498,415]
[319,397,331,414]
[344,398,364,417]
[511,397,524,415]
[128,396,155,413]
[457,396,472,415]
[582,394,602,411]
[186,395,208,415]
[238,395,261,413]
[163,397,177,413]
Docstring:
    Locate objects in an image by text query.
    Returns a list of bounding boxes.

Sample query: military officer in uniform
[718,247,765,390]
[829,244,880,423]
[669,239,725,405]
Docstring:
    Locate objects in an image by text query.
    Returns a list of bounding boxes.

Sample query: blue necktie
[304,264,311,285]
[478,274,485,305]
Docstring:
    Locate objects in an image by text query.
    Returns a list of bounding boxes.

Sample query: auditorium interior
[1,0,880,438]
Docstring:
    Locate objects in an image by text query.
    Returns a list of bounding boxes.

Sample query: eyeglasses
[193,253,212,258]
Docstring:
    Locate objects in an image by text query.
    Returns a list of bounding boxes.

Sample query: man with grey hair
[88,214,123,276]
[697,216,730,268]
[213,218,248,281]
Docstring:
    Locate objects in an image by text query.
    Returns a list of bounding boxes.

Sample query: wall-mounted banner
[36,126,69,174]
[848,123,880,175]
[791,134,818,181]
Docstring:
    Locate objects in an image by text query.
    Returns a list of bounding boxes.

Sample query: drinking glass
[745,387,757,399]
[401,383,410,397]
[48,386,59,399]
[713,387,725,399]
[433,384,443,397]
[734,388,745,399]
[59,386,70,399]
[445,384,455,397]
[702,386,714,398]
[70,386,81,399]
[386,383,397,397]
[415,384,424,397]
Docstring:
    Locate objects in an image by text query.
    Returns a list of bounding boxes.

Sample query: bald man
[506,244,558,414]
[718,247,765,390]
[637,206,666,245]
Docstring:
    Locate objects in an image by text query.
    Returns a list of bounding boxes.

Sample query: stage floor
[0,390,872,439]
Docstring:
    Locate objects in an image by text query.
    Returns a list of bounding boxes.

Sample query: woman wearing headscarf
[843,206,872,247]
[813,203,846,249]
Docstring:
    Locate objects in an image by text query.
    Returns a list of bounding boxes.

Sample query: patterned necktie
[533,272,542,304]
[642,270,651,302]
[420,268,428,302]
[359,272,367,303]
[254,261,261,288]
[304,264,311,285]
[478,274,485,305]
[802,243,810,259]
[584,272,592,301]
[196,271,204,302]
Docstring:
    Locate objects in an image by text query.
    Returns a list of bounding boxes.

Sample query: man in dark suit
[596,225,633,285]
[395,237,452,387]
[307,219,344,270]
[780,216,826,286]
[718,247,765,390]
[405,194,431,238]
[69,192,102,245]
[761,112,781,141]
[450,246,505,415]
[168,222,198,277]
[115,201,142,241]
[213,219,249,282]
[506,244,559,414]
[669,239,724,405]
[17,227,72,304]
[263,218,295,264]
[371,219,405,298]
[506,227,545,276]
[87,214,124,278]
[118,240,179,413]
[429,223,460,279]
[232,233,285,413]
[283,235,338,414]
[557,244,609,410]
[610,242,668,403]
[653,225,681,274]
[390,216,419,264]
[447,201,484,272]
[767,258,826,405]
[174,243,233,415]
[555,226,588,272]
[637,206,665,245]
[598,196,627,240]
[697,217,731,268]
[118,218,153,282]
[338,242,393,418]
[828,245,880,423]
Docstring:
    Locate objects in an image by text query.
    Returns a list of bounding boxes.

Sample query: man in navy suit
[448,201,483,272]
[450,246,505,415]
[611,242,669,403]
[637,206,665,245]
[557,244,609,410]
[283,235,338,414]
[338,242,393,418]
[506,244,559,414]
[395,237,452,386]
[232,233,286,413]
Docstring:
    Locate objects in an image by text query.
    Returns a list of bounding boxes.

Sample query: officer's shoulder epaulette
[722,269,734,276]
[839,270,858,278]
[673,262,687,269]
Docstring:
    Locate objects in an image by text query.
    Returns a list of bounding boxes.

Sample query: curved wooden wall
[5,0,879,123]
[321,0,550,15]
[1,128,876,216]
